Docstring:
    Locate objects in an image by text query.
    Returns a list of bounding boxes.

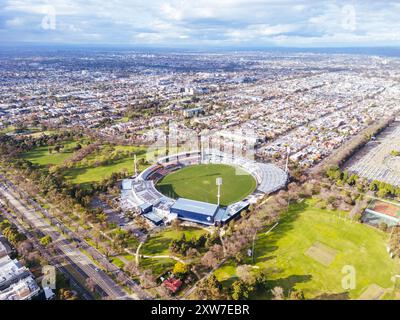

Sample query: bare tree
[271,286,285,300]
[124,260,139,276]
[85,278,96,293]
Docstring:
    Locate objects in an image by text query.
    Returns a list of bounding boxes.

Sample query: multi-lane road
[0,178,134,300]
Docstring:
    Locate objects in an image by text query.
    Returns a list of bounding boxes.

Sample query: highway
[0,181,132,300]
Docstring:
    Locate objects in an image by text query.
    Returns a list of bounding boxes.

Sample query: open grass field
[63,145,148,186]
[156,164,257,206]
[21,141,78,167]
[214,199,400,300]
[140,257,176,277]
[21,141,150,187]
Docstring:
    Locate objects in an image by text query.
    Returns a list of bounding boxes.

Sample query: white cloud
[1,0,400,46]
[5,17,25,27]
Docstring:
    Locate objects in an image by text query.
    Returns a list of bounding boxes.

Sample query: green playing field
[156,164,257,206]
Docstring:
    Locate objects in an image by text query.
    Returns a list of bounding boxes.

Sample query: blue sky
[1,0,400,47]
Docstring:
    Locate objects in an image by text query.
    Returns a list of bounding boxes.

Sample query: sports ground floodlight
[216,177,223,206]
[285,146,291,173]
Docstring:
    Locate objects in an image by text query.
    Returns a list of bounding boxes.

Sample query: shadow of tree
[141,236,172,255]
[250,274,313,299]
[313,292,350,300]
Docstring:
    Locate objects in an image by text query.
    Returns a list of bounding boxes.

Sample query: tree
[85,278,96,293]
[193,275,225,299]
[201,245,223,269]
[92,225,101,249]
[271,286,285,300]
[231,280,250,300]
[236,265,256,285]
[171,219,182,231]
[40,235,53,247]
[140,270,157,289]
[59,288,78,300]
[289,290,305,300]
[173,262,189,278]
[124,261,139,276]
[389,226,400,257]
[96,212,108,226]
[186,247,199,258]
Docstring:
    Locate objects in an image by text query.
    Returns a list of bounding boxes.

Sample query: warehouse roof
[171,198,219,217]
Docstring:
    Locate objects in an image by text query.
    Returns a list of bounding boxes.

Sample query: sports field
[214,199,400,300]
[156,164,257,206]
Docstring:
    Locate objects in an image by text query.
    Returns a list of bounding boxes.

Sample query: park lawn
[21,140,78,167]
[63,144,183,187]
[0,125,16,134]
[215,199,400,300]
[63,145,149,186]
[156,164,257,206]
[141,226,208,256]
[125,237,140,251]
[23,129,56,138]
[123,254,135,261]
[140,257,176,277]
[111,257,125,269]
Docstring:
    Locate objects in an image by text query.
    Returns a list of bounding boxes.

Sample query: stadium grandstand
[121,149,287,226]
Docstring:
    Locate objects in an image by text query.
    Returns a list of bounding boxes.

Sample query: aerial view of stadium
[121,148,287,226]
[3,0,400,315]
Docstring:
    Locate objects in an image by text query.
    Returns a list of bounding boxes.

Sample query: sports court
[304,241,338,266]
[358,284,386,300]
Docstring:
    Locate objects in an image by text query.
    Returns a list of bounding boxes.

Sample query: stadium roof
[214,201,249,223]
[171,198,219,217]
[121,179,133,190]
[143,212,164,225]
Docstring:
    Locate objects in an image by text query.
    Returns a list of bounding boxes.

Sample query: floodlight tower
[285,146,291,174]
[216,177,223,206]
[134,154,138,177]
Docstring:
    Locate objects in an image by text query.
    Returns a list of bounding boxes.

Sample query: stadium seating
[125,149,287,225]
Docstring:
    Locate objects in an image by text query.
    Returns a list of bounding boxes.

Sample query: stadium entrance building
[170,198,219,225]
